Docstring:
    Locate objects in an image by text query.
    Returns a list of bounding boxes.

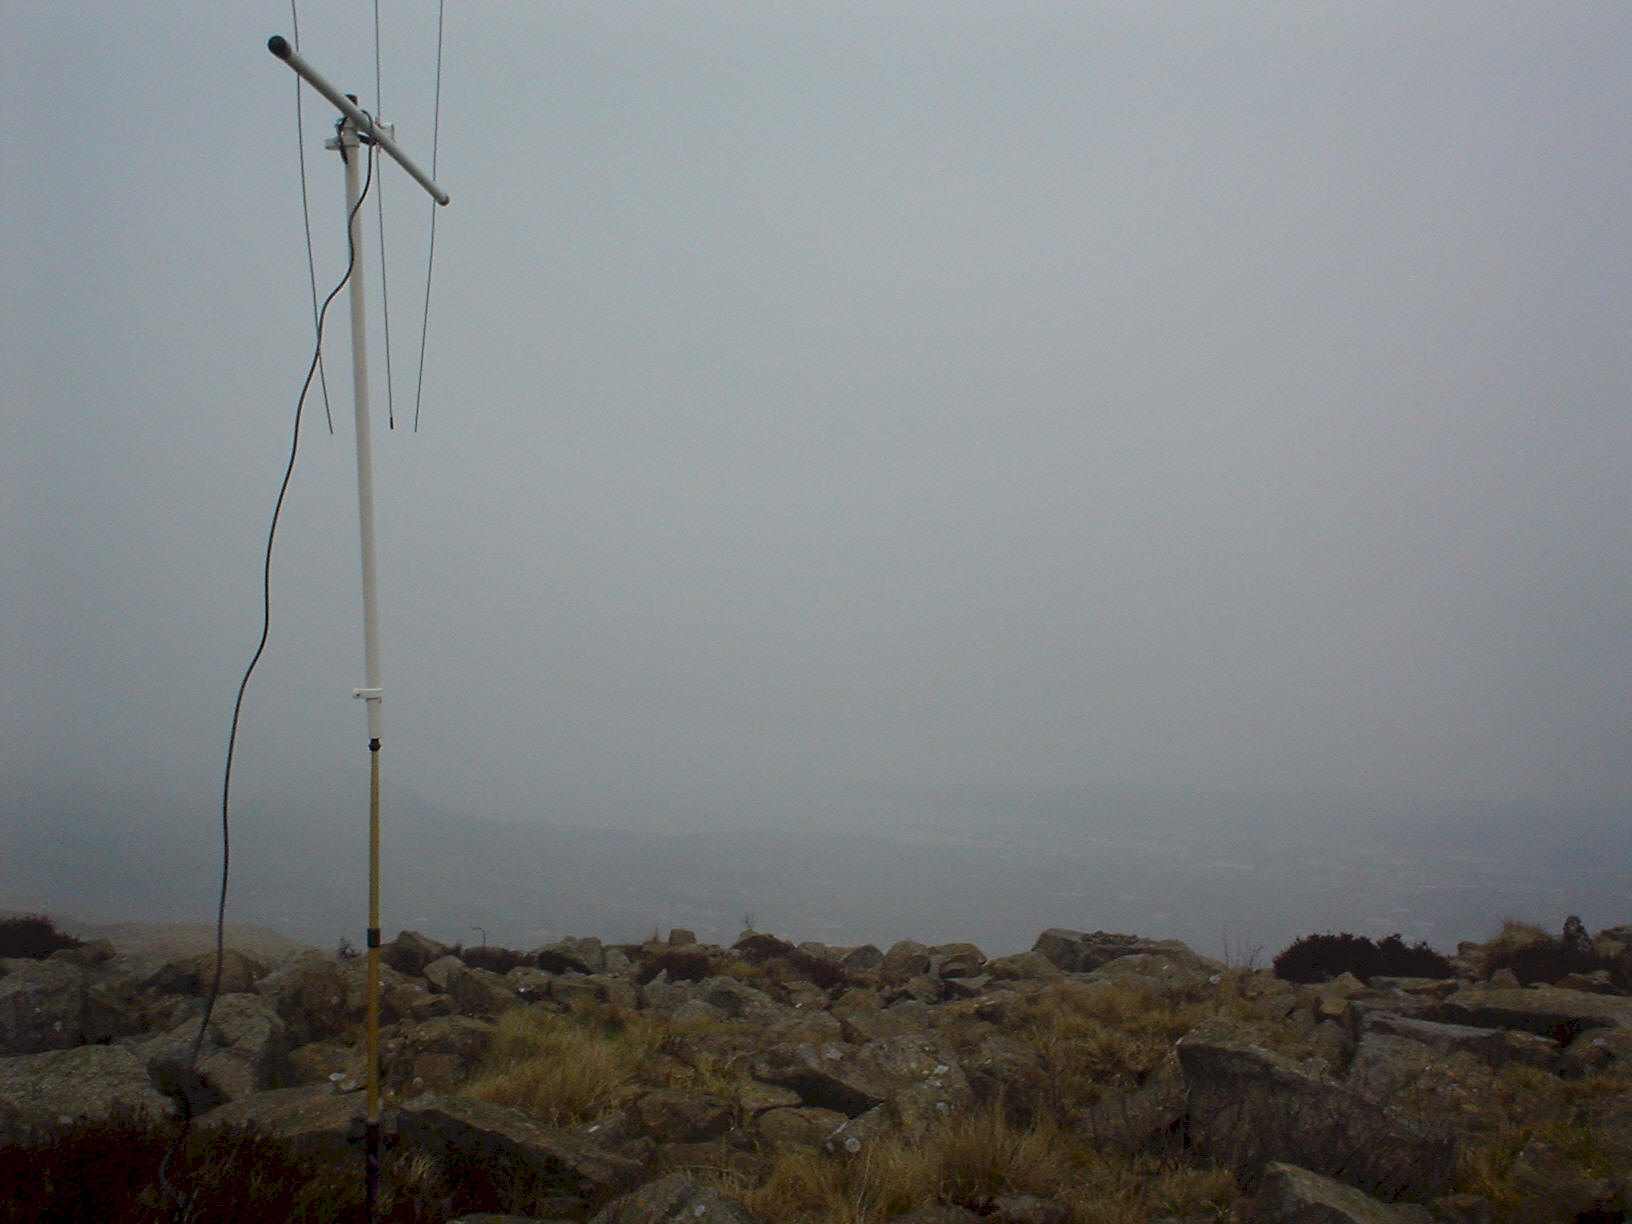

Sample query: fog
[3,4,1628,949]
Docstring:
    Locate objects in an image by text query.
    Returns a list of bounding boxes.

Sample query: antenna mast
[267,34,449,1222]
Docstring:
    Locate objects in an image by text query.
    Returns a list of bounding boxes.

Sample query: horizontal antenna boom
[268,35,449,206]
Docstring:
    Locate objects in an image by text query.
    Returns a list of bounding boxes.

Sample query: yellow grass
[719,1105,1235,1224]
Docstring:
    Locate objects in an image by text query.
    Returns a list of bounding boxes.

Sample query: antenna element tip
[268,35,292,59]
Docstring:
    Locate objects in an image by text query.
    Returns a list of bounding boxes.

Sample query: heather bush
[0,1112,450,1223]
[730,932,853,992]
[0,913,82,959]
[634,946,714,984]
[1272,931,1450,984]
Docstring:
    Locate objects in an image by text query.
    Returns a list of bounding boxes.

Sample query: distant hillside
[4,780,1627,958]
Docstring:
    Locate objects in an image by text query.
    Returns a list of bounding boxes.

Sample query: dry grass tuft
[1016,976,1218,1108]
[462,1001,666,1126]
[461,999,756,1126]
[721,1105,1234,1224]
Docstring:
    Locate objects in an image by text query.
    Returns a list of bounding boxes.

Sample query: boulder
[131,991,290,1102]
[881,940,932,978]
[0,1045,176,1143]
[196,1084,364,1159]
[384,1014,495,1095]
[1438,986,1632,1044]
[840,944,884,973]
[253,950,358,1044]
[286,1038,365,1089]
[1031,929,1207,975]
[549,972,605,1009]
[144,947,267,996]
[1342,1034,1494,1119]
[533,936,605,975]
[380,930,450,977]
[695,976,781,1022]
[1251,1161,1435,1222]
[1083,1070,1187,1155]
[0,959,88,1054]
[629,1089,734,1143]
[755,1104,848,1149]
[929,943,986,979]
[421,953,467,993]
[505,965,556,1001]
[751,1041,892,1115]
[1177,1018,1456,1198]
[397,1092,644,1203]
[1359,1012,1558,1072]
[446,965,523,1019]
[589,1172,759,1224]
[987,951,1061,981]
[964,1034,1052,1122]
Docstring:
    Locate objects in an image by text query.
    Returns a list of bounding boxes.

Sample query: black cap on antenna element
[268,35,292,59]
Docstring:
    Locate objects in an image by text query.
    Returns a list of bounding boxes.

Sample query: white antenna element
[267,33,448,1224]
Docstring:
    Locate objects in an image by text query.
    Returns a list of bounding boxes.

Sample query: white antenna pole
[267,34,448,1224]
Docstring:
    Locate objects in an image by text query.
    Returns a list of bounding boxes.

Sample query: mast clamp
[353,687,383,702]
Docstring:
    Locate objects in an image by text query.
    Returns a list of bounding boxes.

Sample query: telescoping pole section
[267,33,448,1223]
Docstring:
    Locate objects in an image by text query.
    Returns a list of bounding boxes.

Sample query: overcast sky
[4,3,1628,839]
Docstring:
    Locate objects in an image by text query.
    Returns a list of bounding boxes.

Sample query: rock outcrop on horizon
[2,916,1630,1222]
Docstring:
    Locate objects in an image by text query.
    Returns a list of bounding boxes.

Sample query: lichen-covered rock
[1177,1018,1457,1198]
[882,940,932,978]
[0,959,88,1054]
[384,1014,495,1095]
[751,1040,892,1115]
[756,1104,848,1149]
[1439,985,1632,1042]
[588,1172,760,1224]
[446,964,523,1019]
[131,991,290,1101]
[1032,928,1208,975]
[1251,1161,1435,1222]
[380,929,450,977]
[196,1084,364,1158]
[254,950,357,1044]
[144,948,268,996]
[929,942,986,979]
[630,1088,734,1143]
[397,1092,645,1202]
[0,1045,176,1143]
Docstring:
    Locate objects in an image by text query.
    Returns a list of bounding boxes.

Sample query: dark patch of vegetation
[1273,931,1453,985]
[733,931,797,962]
[732,931,853,992]
[634,947,715,985]
[1485,936,1631,991]
[0,1109,570,1223]
[452,943,533,975]
[0,1113,365,1223]
[0,913,82,960]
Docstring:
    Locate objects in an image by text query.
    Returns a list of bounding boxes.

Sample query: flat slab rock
[0,1044,176,1143]
[1177,1018,1457,1199]
[1252,1162,1434,1223]
[196,1084,366,1159]
[397,1092,645,1200]
[588,1172,759,1224]
[1438,986,1632,1040]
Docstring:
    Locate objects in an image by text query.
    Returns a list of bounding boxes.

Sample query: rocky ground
[2,917,1630,1223]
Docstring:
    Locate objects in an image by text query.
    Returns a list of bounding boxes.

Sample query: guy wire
[412,0,447,433]
[375,0,398,429]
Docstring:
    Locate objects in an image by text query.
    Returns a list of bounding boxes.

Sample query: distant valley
[3,781,1625,959]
